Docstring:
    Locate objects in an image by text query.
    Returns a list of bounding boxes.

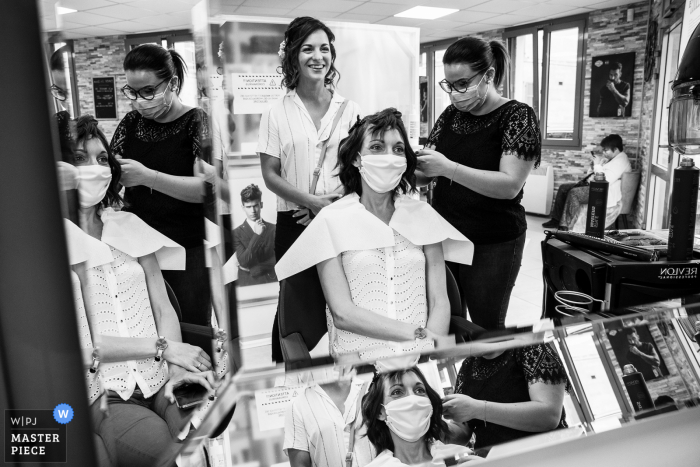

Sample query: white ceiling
[40,0,640,43]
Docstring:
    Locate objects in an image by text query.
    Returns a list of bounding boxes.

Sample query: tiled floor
[504,214,548,327]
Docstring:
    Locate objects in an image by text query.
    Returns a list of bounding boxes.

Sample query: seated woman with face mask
[275,108,474,361]
[67,115,220,467]
[362,366,475,466]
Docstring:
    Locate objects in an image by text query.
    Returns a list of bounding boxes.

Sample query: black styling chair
[278,265,484,370]
[164,280,235,438]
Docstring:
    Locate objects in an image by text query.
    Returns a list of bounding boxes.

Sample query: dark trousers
[447,232,526,330]
[90,386,191,467]
[551,182,577,221]
[162,244,212,326]
[271,211,319,363]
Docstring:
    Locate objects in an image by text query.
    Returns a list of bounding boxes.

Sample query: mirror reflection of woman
[257,17,362,362]
[275,109,473,361]
[416,37,541,332]
[110,44,212,326]
[362,367,476,466]
[70,115,219,467]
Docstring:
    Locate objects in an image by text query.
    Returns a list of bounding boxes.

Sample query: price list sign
[93,77,117,119]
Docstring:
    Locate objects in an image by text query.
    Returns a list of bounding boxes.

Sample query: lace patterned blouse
[327,230,434,360]
[426,101,541,245]
[455,343,571,451]
[83,245,169,401]
[110,108,208,249]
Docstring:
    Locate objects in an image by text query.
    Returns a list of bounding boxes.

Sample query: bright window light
[395,6,458,20]
[56,6,77,15]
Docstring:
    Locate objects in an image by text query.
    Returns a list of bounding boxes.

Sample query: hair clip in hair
[278,40,286,59]
[348,115,366,134]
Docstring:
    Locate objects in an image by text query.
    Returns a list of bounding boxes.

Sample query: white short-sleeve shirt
[284,379,376,467]
[257,89,362,211]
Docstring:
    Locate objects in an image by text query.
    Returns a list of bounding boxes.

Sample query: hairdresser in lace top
[444,343,571,456]
[416,37,541,331]
[110,44,211,326]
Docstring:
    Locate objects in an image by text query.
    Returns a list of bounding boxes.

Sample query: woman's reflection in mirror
[110,44,212,326]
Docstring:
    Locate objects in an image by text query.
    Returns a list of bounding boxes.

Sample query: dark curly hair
[336,108,416,197]
[240,183,262,203]
[361,367,447,454]
[278,17,339,90]
[75,114,123,208]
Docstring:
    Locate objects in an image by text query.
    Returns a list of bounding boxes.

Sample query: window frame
[504,16,588,150]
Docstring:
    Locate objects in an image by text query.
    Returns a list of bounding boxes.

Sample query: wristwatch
[90,347,100,374]
[414,327,427,340]
[155,336,168,362]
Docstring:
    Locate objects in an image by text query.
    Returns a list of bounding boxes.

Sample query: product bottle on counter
[585,172,609,238]
[668,157,700,261]
[622,364,654,412]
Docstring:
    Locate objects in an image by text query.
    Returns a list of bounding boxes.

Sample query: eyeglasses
[438,73,481,94]
[50,84,67,102]
[121,78,170,101]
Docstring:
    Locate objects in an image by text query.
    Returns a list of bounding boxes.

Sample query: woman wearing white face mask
[275,109,474,361]
[110,44,212,327]
[416,37,541,332]
[362,367,475,466]
[70,115,220,467]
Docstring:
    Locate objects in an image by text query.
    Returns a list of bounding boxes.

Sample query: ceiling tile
[165,10,195,24]
[103,20,155,32]
[233,6,293,16]
[298,0,362,13]
[59,20,89,30]
[69,25,125,36]
[87,4,161,20]
[511,3,577,17]
[285,9,340,20]
[462,22,501,32]
[345,2,410,16]
[440,10,497,23]
[332,12,388,22]
[479,13,537,26]
[418,19,468,31]
[241,0,307,7]
[130,14,173,26]
[427,30,463,39]
[375,16,425,27]
[590,0,638,8]
[542,0,600,6]
[471,0,536,14]
[59,0,115,11]
[61,11,118,25]
[543,6,593,18]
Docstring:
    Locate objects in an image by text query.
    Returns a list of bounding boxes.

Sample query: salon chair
[164,280,236,439]
[278,266,485,370]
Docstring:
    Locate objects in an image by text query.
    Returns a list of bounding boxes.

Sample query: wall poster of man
[605,322,669,382]
[590,52,635,118]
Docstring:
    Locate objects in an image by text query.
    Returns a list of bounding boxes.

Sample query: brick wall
[73,35,131,140]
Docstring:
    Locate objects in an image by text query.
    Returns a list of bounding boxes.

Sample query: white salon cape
[275,193,474,361]
[66,209,186,402]
[367,442,472,467]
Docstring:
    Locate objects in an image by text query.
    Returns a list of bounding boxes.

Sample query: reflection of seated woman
[69,115,218,467]
[443,343,570,456]
[275,109,473,361]
[362,366,472,466]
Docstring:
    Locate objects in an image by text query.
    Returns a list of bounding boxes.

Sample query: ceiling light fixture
[395,6,458,20]
[56,6,77,15]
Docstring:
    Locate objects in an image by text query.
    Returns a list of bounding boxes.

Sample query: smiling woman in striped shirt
[257,16,361,362]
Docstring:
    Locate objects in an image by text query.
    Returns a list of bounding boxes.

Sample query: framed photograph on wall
[589,52,635,118]
[605,322,669,382]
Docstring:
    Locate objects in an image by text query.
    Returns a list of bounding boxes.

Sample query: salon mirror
[39,1,237,465]
[178,299,700,466]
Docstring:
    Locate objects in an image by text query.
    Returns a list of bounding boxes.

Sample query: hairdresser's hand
[293,208,312,226]
[163,368,221,404]
[443,394,482,423]
[56,161,79,191]
[306,193,342,216]
[118,158,156,188]
[163,341,212,373]
[416,149,453,178]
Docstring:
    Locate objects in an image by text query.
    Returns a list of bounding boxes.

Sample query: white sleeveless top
[327,230,434,360]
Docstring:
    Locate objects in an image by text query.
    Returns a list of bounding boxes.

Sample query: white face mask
[383,394,433,442]
[358,153,407,194]
[132,80,175,119]
[76,165,112,208]
[450,73,488,113]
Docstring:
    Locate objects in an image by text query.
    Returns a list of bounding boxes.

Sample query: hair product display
[585,172,609,238]
[622,364,654,412]
[667,157,699,261]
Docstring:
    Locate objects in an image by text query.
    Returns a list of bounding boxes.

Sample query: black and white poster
[589,52,635,118]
